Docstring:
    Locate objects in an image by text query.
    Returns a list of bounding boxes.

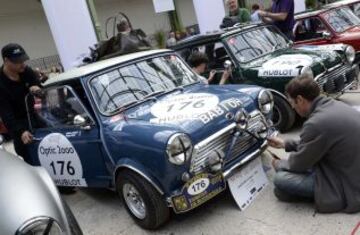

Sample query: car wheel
[116,170,170,230]
[58,187,77,195]
[62,199,83,235]
[272,95,296,132]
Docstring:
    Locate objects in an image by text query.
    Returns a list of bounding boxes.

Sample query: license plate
[171,173,226,213]
[228,157,268,211]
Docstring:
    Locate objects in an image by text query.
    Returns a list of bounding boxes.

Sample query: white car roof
[45,49,171,86]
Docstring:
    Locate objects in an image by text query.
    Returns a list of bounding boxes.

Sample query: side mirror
[73,115,91,130]
[224,60,233,70]
[322,31,332,40]
[0,135,4,147]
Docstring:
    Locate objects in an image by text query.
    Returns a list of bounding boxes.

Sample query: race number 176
[166,100,205,112]
[50,161,75,176]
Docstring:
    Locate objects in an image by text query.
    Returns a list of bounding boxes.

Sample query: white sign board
[228,158,268,211]
[153,0,175,13]
[193,0,226,34]
[41,0,98,71]
[295,0,306,13]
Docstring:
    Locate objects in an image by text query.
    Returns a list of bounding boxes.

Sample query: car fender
[114,158,165,196]
[268,89,288,101]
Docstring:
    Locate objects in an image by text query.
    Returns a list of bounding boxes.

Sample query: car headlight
[166,133,193,165]
[258,90,274,114]
[345,45,355,64]
[234,109,248,129]
[16,217,62,235]
[300,66,314,79]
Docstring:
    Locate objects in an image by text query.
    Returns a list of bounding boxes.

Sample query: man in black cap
[0,43,41,163]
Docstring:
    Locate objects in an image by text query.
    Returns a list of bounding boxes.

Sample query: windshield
[89,54,199,114]
[353,3,360,18]
[226,26,289,63]
[323,7,360,33]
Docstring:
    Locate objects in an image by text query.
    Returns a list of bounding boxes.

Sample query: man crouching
[268,74,360,213]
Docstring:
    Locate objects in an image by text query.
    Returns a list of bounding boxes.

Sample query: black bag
[83,13,152,63]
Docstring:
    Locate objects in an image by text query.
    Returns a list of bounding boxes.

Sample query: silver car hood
[0,150,70,234]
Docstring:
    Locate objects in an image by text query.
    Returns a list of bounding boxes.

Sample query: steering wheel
[104,89,148,111]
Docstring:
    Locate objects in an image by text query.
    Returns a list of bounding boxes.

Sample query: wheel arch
[268,89,288,102]
[114,161,165,196]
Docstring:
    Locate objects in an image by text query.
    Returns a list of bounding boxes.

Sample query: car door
[294,17,332,46]
[27,85,110,188]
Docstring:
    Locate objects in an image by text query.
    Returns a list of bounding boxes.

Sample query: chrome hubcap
[123,183,146,219]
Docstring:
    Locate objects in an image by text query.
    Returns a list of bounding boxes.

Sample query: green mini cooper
[171,24,359,131]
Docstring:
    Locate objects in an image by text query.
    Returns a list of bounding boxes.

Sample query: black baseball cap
[1,43,29,63]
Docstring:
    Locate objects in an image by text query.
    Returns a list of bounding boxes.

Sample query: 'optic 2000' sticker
[258,54,313,77]
[38,133,87,187]
[150,93,219,124]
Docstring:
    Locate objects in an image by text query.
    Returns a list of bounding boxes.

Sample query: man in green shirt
[226,0,251,23]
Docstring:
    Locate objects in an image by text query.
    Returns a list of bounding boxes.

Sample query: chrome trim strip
[114,164,164,195]
[314,63,344,82]
[194,123,236,150]
[223,140,268,179]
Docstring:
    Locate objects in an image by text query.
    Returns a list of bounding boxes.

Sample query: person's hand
[21,131,33,145]
[209,70,217,77]
[267,136,285,149]
[208,70,217,83]
[219,68,231,85]
[258,10,267,17]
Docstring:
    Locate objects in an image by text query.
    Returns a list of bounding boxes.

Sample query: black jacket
[0,66,40,137]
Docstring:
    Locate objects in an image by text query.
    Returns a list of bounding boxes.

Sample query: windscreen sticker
[38,133,87,187]
[150,93,219,124]
[258,54,313,77]
[198,98,242,124]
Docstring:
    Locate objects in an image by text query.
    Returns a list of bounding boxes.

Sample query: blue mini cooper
[26,50,274,229]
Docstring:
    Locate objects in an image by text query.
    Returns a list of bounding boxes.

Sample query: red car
[294,5,360,62]
[324,0,360,18]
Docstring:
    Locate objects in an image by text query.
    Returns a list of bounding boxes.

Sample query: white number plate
[228,157,268,211]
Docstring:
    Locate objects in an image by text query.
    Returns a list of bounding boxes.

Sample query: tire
[116,170,170,230]
[62,199,83,235]
[58,187,77,195]
[272,94,296,132]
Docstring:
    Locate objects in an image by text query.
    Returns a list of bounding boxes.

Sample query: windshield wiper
[144,90,166,99]
[183,81,201,88]
[118,97,157,113]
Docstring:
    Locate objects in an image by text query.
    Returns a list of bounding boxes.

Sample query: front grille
[190,112,264,174]
[315,64,350,93]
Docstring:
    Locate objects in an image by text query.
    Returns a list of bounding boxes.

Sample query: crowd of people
[167,0,295,47]
[1,0,360,215]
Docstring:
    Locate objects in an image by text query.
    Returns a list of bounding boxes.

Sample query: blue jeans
[274,170,315,199]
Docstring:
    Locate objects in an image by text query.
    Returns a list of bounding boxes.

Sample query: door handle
[32,137,43,142]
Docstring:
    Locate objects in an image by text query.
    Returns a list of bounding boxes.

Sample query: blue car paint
[27,57,270,205]
[81,77,268,196]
